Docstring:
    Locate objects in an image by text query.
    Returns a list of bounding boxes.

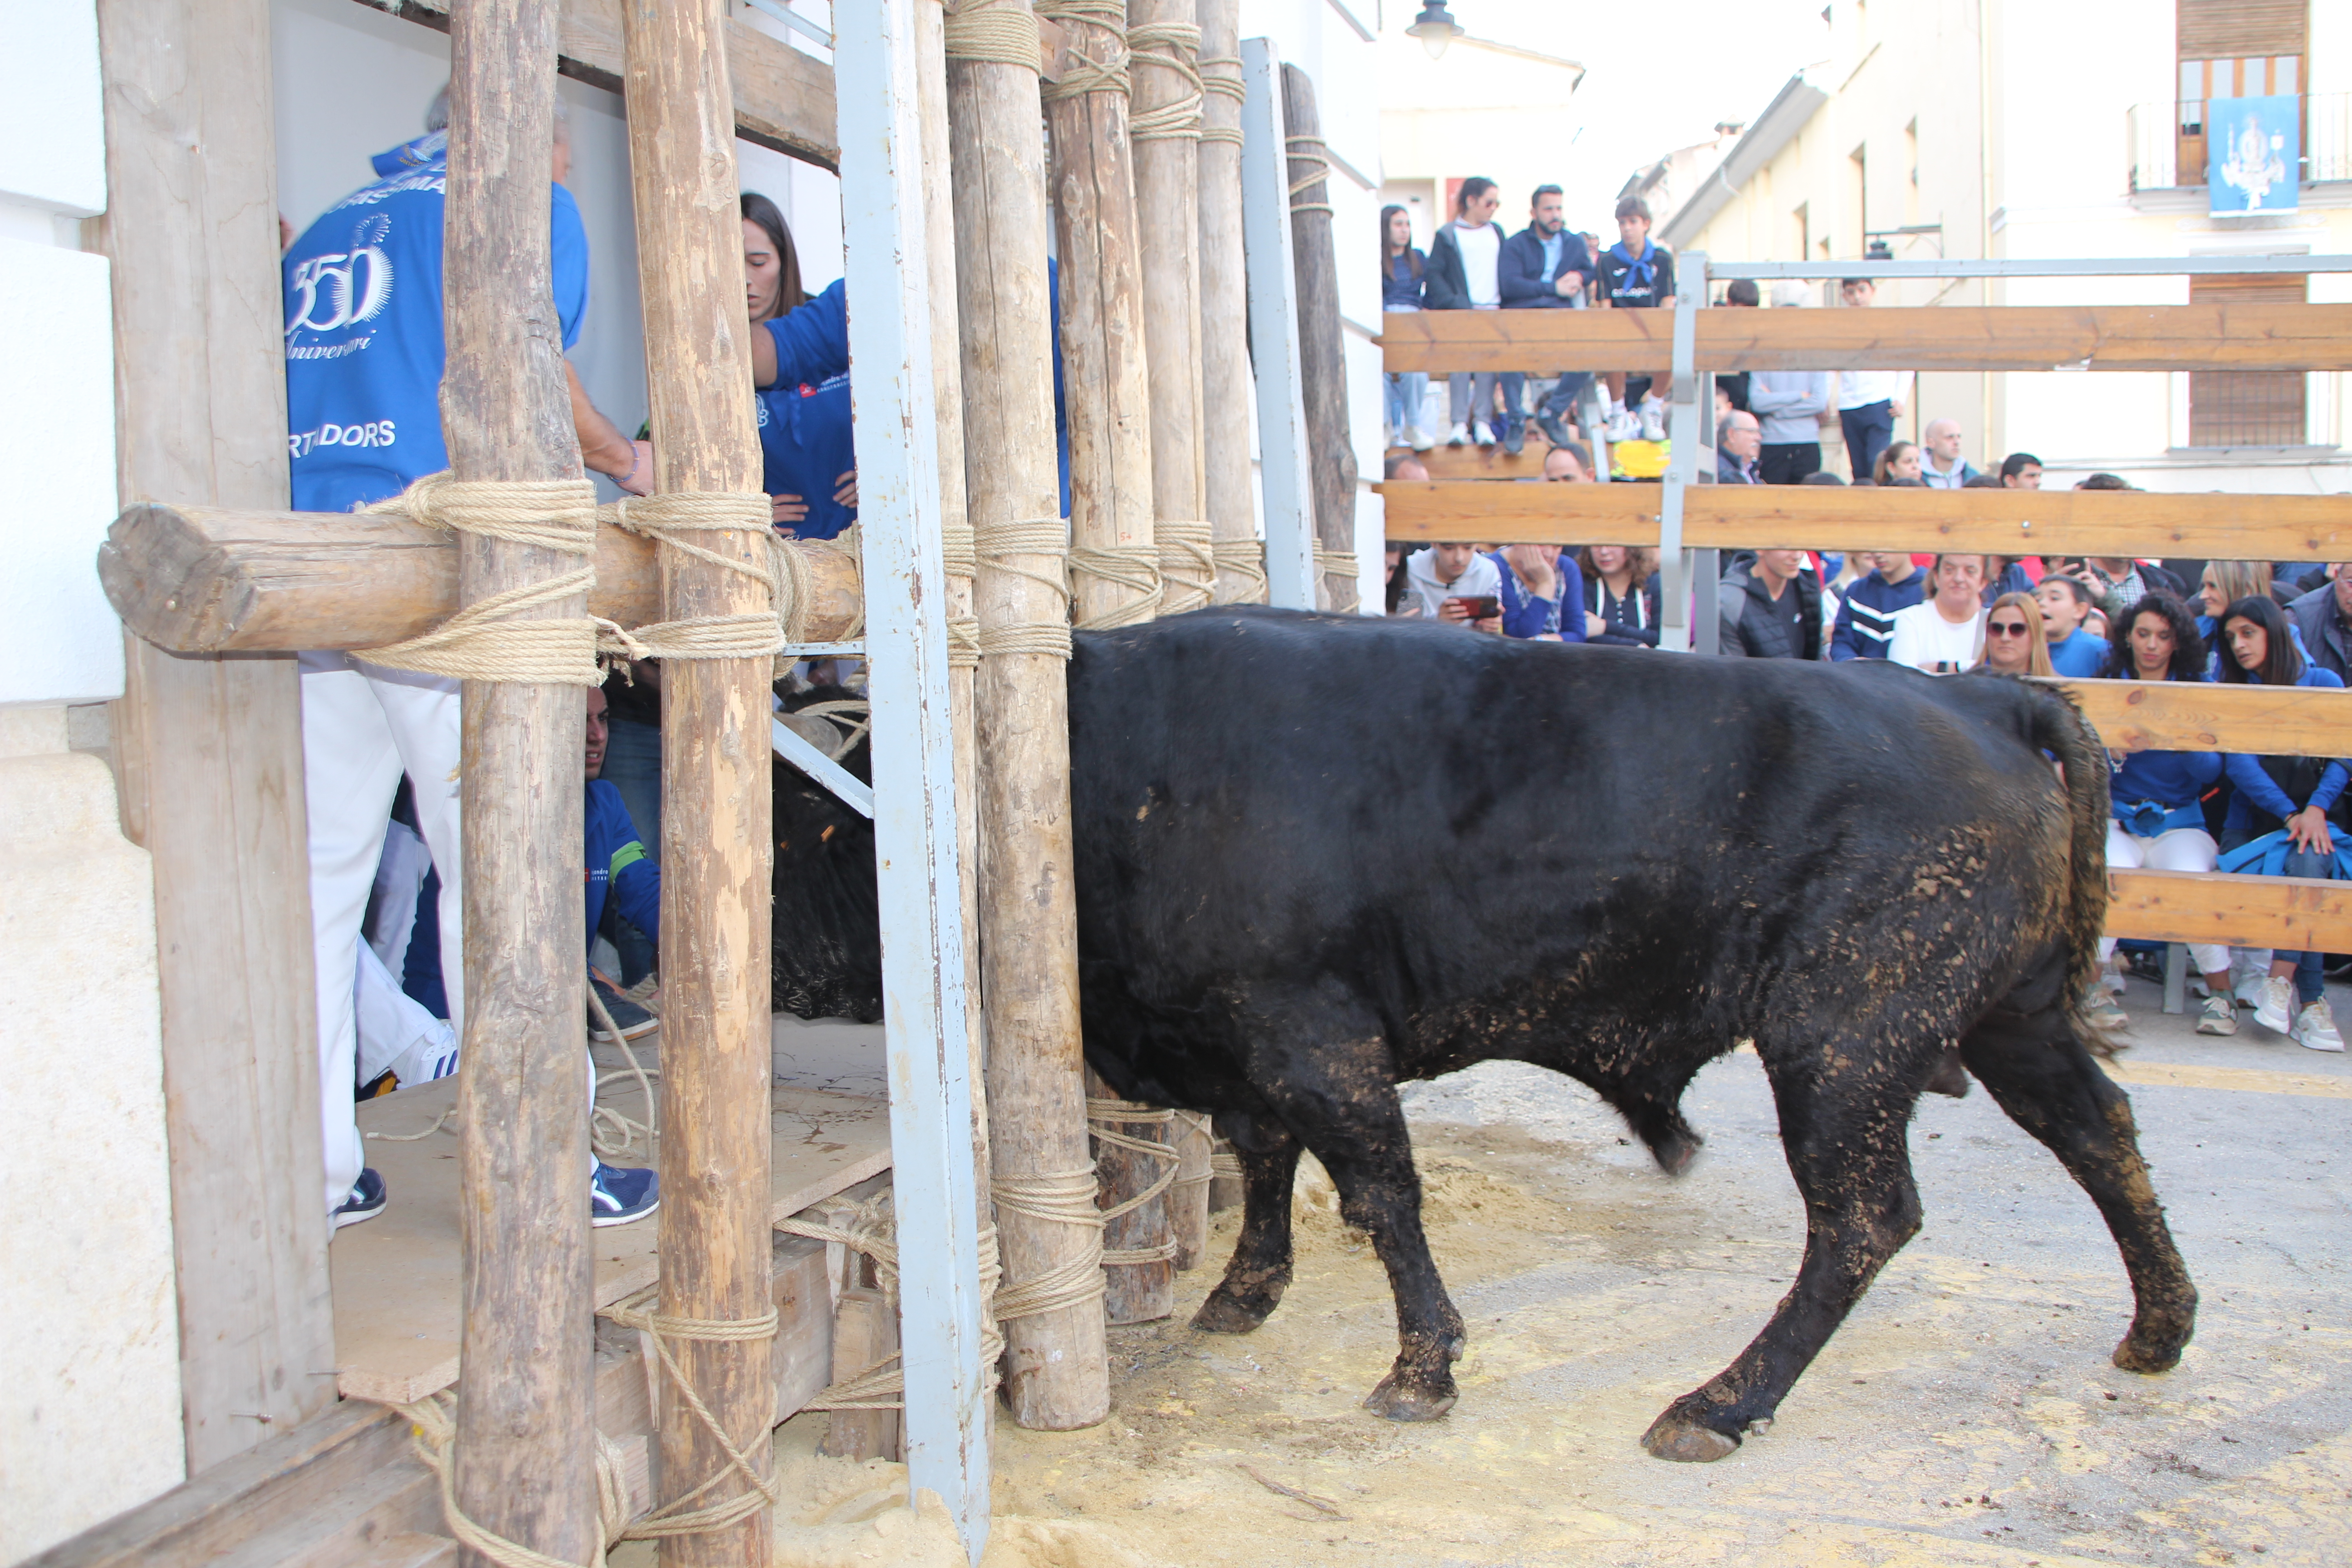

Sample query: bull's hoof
[1640,1411,1741,1463]
[1191,1286,1278,1335]
[1362,1367,1457,1422]
[1652,1130,1703,1176]
[2112,1322,2190,1374]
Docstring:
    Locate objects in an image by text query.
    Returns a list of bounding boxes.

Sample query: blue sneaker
[334,1167,388,1230]
[591,1160,660,1228]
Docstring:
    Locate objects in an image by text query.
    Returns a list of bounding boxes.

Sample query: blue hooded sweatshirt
[585,779,660,949]
[284,133,589,512]
[1829,567,1926,661]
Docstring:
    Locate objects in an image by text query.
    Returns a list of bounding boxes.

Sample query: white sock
[1610,399,1626,416]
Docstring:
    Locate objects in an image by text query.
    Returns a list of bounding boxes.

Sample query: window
[2187,271,2308,448]
[2176,2,2308,183]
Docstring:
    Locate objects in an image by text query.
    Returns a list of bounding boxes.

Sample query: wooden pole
[945,0,1111,1431]
[1196,0,1259,604]
[1129,0,1213,615]
[90,0,337,1471]
[1169,1113,1213,1271]
[622,0,778,1558]
[1279,64,1358,613]
[1085,1070,1174,1319]
[441,6,597,1566]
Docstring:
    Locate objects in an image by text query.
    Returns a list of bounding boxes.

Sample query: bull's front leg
[1193,1109,1302,1334]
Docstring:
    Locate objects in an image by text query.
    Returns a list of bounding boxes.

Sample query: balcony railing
[2129,93,2352,192]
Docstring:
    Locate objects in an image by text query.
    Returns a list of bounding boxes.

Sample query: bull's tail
[2027,682,2115,1055]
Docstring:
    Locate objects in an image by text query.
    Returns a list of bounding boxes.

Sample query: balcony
[2128,93,2352,192]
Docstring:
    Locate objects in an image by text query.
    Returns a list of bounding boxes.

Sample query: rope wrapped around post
[1127,19,1203,142]
[1285,133,1333,218]
[973,515,1076,659]
[1197,51,1244,145]
[941,0,1042,70]
[1087,1097,1182,1266]
[1210,539,1269,603]
[941,520,982,667]
[392,1392,634,1568]
[594,1288,782,1542]
[1156,520,1216,615]
[1035,0,1129,99]
[596,491,784,662]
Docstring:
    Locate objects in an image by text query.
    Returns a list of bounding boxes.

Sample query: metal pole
[835,0,989,1554]
[1238,37,1317,611]
[1657,252,1705,652]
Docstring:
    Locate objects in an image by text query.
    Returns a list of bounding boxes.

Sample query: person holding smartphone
[1402,541,1504,632]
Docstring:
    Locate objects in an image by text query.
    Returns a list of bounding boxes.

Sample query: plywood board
[333,1070,889,1406]
[1375,480,2352,560]
[1377,302,2352,374]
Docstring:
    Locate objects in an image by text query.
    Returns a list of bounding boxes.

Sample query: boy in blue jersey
[299,91,653,1230]
[2034,574,2111,677]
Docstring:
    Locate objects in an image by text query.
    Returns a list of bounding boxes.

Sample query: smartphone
[1447,594,1502,621]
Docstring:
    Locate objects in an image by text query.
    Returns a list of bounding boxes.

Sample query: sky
[1422,0,1836,219]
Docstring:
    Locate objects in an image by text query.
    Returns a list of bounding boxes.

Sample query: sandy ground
[741,982,2352,1567]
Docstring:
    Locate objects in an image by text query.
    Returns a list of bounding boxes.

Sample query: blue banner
[2209,95,2300,214]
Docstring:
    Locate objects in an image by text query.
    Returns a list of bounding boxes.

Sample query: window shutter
[2176,0,2308,62]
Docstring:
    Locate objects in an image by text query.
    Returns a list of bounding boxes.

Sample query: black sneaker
[335,1167,388,1230]
[590,975,659,1042]
[1501,418,1526,456]
[591,1161,660,1228]
[1535,412,1573,451]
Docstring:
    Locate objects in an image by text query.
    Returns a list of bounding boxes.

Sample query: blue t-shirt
[757,373,858,541]
[284,132,590,512]
[2047,627,2108,677]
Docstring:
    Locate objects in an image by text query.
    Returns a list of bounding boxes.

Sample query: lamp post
[1406,1,1463,59]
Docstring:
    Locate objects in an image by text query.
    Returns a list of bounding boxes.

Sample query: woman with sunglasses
[2091,594,2230,1036]
[2215,595,2347,1050]
[1970,591,2053,677]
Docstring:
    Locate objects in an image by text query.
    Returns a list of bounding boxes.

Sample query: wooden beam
[2053,678,2352,758]
[92,0,338,1474]
[1283,64,1358,611]
[2107,870,2352,953]
[1132,0,1210,618]
[1197,0,1259,603]
[368,0,838,169]
[1377,302,2352,374]
[1375,480,2352,560]
[623,0,779,1557]
[97,504,863,654]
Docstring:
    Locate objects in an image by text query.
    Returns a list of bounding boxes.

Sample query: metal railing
[2129,93,2352,192]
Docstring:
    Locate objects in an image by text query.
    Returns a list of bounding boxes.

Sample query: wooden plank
[369,0,838,169]
[91,0,338,1474]
[1413,438,1558,480]
[2054,678,2352,758]
[1377,302,2352,374]
[1375,480,2352,560]
[2106,869,2352,953]
[623,0,781,1556]
[333,1080,889,1407]
[98,503,863,655]
[816,1287,902,1462]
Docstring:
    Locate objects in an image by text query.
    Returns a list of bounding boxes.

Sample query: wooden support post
[1085,1071,1173,1323]
[1129,0,1212,616]
[622,0,778,1558]
[1169,1113,1213,1270]
[817,1288,904,1463]
[441,6,598,1566]
[1044,1,1158,632]
[90,0,337,1472]
[1279,64,1358,613]
[946,0,1111,1432]
[1196,0,1260,603]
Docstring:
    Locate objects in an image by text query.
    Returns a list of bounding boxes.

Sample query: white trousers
[2098,823,2227,977]
[302,653,464,1215]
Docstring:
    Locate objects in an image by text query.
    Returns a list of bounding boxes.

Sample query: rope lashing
[1169,1109,1215,1208]
[1127,20,1204,143]
[1155,519,1216,616]
[394,1392,612,1568]
[942,0,1042,69]
[597,1288,782,1541]
[776,1197,1009,1411]
[940,520,983,668]
[597,493,784,662]
[1210,1148,1244,1178]
[1035,0,1128,100]
[1087,1097,1183,1267]
[787,698,873,761]
[1210,538,1269,603]
[1197,53,1244,146]
[973,514,1074,660]
[1069,544,1165,629]
[1316,544,1361,613]
[586,981,659,1161]
[1285,133,1333,218]
[357,474,607,686]
[990,1168,1109,1320]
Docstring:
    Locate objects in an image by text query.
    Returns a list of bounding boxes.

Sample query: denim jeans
[1450,371,1524,428]
[2280,846,2333,1006]
[1840,400,1895,482]
[1539,372,1592,421]
[598,716,662,985]
[1386,371,1428,431]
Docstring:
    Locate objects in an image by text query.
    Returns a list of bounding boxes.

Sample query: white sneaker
[1639,399,1668,441]
[1606,408,1641,443]
[2294,999,2345,1052]
[2082,985,2128,1034]
[2254,974,2295,1034]
[2234,950,2274,1007]
[1406,424,1434,451]
[2195,993,2238,1036]
[1471,420,1496,447]
[1447,421,1470,447]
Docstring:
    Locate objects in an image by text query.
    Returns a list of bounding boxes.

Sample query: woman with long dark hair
[743,192,856,540]
[2215,595,2347,1049]
[1381,205,1431,451]
[2094,594,2231,1034]
[1577,543,1661,646]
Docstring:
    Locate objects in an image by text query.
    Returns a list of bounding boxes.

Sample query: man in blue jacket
[1829,550,1927,660]
[1497,185,1596,456]
[293,91,651,1230]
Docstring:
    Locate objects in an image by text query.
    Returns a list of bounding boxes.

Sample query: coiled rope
[1285,133,1333,218]
[942,0,1042,69]
[1127,20,1204,143]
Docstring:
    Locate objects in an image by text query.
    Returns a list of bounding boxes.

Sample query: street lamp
[1407,2,1464,59]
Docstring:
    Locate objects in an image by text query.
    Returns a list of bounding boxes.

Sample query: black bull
[771,608,2196,1460]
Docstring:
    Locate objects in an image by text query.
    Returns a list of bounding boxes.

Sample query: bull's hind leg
[1642,1052,1926,1462]
[1193,1108,1302,1334]
[1959,954,2197,1372]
